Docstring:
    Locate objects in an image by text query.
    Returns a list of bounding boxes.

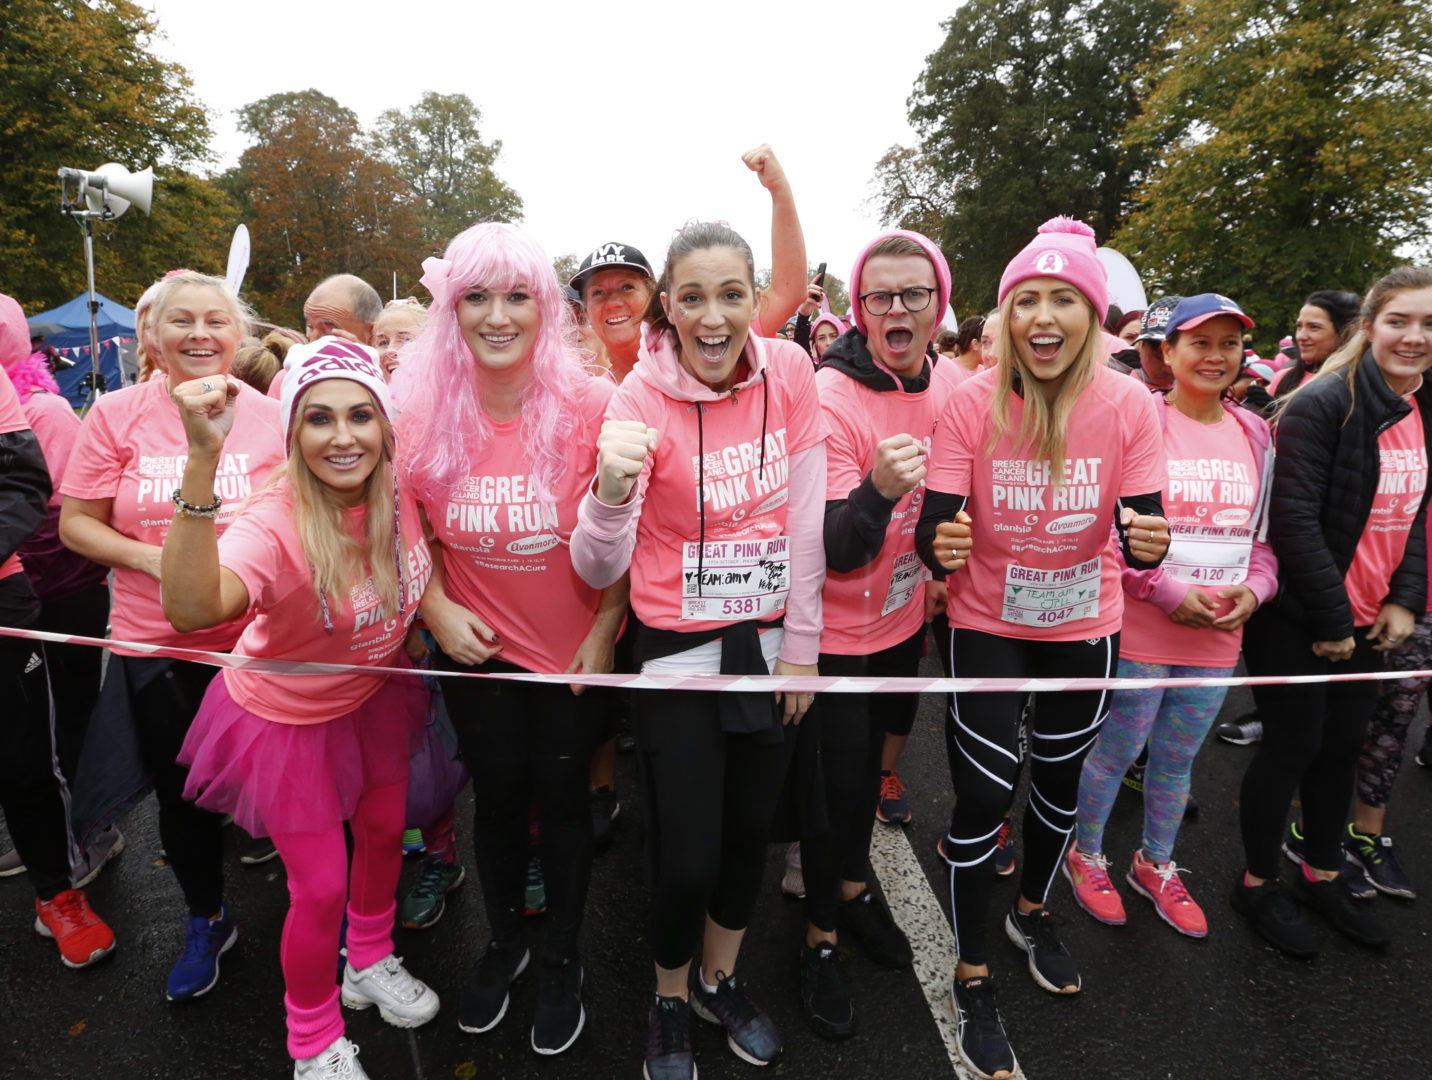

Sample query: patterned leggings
[1077,659,1230,864]
[1358,613,1432,810]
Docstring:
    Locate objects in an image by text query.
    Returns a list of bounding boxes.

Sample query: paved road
[3,662,1431,1080]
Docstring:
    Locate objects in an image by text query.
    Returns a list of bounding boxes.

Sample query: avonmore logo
[508,535,559,555]
[1046,513,1096,535]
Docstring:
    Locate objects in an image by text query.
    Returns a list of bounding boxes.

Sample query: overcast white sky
[143,0,957,299]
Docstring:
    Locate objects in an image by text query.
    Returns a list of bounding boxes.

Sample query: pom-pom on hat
[997,216,1109,323]
[279,335,393,448]
[848,229,952,336]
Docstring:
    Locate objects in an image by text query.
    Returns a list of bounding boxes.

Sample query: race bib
[1163,525,1251,587]
[680,536,790,621]
[1001,557,1101,628]
[881,550,928,617]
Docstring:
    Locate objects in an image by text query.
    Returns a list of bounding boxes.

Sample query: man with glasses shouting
[790,230,955,1039]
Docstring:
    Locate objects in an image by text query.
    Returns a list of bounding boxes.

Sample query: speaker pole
[80,214,105,413]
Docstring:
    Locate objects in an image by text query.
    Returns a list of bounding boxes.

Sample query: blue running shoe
[167,905,237,1001]
[689,969,781,1065]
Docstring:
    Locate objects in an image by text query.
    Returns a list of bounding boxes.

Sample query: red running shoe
[35,888,116,968]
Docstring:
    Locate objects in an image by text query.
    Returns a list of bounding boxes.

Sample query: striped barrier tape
[2,624,1427,694]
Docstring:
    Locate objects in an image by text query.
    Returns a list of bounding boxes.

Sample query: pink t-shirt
[816,364,948,654]
[1120,408,1263,667]
[21,391,80,505]
[1344,398,1428,626]
[0,367,29,582]
[61,377,285,655]
[423,375,614,674]
[220,485,432,724]
[931,356,973,395]
[926,366,1166,640]
[607,340,827,639]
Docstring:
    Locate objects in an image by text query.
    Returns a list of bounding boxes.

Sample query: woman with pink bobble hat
[163,337,439,1080]
[916,218,1170,1080]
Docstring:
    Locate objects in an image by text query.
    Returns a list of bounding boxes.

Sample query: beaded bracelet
[171,489,223,519]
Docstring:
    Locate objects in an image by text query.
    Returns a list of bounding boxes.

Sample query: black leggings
[440,655,602,961]
[35,583,110,782]
[803,629,923,932]
[1238,605,1379,878]
[943,629,1117,966]
[637,689,795,970]
[132,659,226,916]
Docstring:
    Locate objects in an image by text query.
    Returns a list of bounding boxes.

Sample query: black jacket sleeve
[915,488,968,574]
[823,474,900,573]
[0,429,52,566]
[1115,491,1167,570]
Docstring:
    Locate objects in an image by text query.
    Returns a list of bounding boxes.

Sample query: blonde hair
[986,289,1103,481]
[284,383,402,624]
[1280,266,1432,423]
[140,272,255,381]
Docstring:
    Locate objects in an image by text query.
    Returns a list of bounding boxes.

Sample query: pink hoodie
[572,325,828,664]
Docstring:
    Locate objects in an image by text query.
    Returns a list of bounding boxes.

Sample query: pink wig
[394,222,585,509]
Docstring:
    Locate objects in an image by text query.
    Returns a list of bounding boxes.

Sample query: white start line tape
[3,624,1428,695]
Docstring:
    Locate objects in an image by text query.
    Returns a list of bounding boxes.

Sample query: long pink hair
[395,223,584,508]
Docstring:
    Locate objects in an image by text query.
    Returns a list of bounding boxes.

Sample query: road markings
[871,823,1026,1080]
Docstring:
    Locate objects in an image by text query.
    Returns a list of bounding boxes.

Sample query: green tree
[370,92,523,250]
[897,0,1175,315]
[1117,0,1432,333]
[552,253,581,288]
[232,90,424,322]
[0,0,231,311]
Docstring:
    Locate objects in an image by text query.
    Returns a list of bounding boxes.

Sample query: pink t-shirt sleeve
[218,491,299,616]
[0,368,31,580]
[926,372,985,495]
[1119,383,1167,495]
[22,392,81,503]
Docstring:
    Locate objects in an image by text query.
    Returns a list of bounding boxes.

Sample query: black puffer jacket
[1268,353,1432,640]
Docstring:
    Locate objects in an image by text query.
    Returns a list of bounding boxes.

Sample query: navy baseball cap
[1167,293,1255,333]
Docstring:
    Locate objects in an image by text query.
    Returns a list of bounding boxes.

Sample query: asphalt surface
[3,656,1432,1080]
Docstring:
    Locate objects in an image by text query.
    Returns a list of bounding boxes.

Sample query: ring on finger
[202,378,215,393]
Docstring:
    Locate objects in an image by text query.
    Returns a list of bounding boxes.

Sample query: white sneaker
[293,1036,368,1079]
[341,953,440,1028]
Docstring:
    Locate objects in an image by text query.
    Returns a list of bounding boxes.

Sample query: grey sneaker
[341,953,440,1028]
[72,825,125,889]
[0,847,25,877]
[293,1035,369,1079]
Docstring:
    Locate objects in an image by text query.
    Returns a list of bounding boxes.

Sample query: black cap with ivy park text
[1133,294,1184,344]
[568,242,655,296]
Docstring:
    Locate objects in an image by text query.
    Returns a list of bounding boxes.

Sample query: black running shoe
[837,888,912,970]
[531,953,584,1055]
[799,942,854,1039]
[458,940,529,1034]
[644,995,694,1080]
[689,969,781,1065]
[1345,825,1418,899]
[1003,906,1080,993]
[1214,715,1263,746]
[1293,873,1390,948]
[950,975,1017,1080]
[1230,878,1317,958]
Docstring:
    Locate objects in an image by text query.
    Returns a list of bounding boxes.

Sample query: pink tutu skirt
[179,672,428,838]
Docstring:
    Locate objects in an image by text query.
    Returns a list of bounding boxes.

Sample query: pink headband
[421,257,455,309]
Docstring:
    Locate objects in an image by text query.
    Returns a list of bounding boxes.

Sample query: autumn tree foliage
[1117,0,1432,332]
[230,91,424,323]
[895,0,1175,315]
[370,92,523,250]
[0,0,235,311]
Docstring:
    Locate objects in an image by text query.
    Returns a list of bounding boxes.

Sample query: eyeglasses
[858,287,934,317]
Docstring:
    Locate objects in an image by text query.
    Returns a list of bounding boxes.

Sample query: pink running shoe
[1063,843,1126,925]
[1126,850,1208,938]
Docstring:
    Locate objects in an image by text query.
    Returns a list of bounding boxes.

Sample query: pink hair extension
[394,222,584,510]
[3,353,60,400]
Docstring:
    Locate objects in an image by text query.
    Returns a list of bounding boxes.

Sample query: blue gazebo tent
[27,291,136,408]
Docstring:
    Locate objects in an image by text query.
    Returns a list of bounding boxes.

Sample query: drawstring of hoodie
[696,401,706,598]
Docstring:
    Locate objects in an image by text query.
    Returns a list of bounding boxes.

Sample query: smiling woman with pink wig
[394,222,626,1056]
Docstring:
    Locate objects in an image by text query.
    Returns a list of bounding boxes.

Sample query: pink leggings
[271,779,406,1060]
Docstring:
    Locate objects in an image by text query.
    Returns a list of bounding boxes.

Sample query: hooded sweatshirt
[572,324,828,665]
[815,331,950,654]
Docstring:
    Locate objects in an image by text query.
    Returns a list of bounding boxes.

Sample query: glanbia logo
[1046,512,1096,535]
[507,535,559,555]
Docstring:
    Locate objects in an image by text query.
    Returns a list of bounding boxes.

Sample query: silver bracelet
[171,489,222,519]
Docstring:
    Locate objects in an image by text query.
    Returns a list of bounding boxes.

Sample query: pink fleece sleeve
[777,443,827,666]
[571,472,647,590]
[1242,536,1278,606]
